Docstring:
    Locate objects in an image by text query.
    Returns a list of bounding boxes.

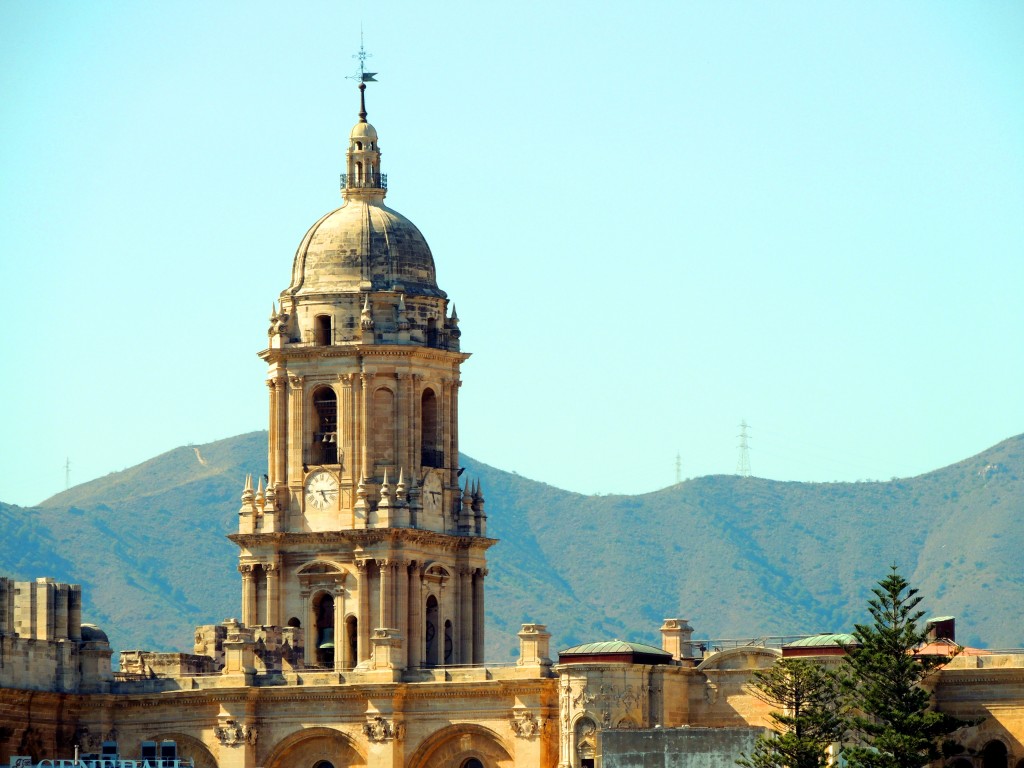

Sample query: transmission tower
[736,420,752,477]
[65,457,71,490]
[675,453,682,484]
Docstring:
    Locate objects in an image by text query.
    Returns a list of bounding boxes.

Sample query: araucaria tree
[738,658,842,768]
[841,566,966,768]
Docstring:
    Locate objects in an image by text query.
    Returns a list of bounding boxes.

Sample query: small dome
[558,639,672,665]
[784,633,855,648]
[80,623,109,644]
[287,200,445,298]
[350,121,378,141]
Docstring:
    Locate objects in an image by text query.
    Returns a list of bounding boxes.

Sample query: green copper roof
[559,640,671,656]
[785,633,855,648]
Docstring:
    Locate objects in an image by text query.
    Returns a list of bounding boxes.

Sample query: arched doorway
[575,716,598,768]
[983,742,1008,768]
[425,595,439,666]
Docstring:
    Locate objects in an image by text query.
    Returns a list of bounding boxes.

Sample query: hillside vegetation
[2,432,1020,659]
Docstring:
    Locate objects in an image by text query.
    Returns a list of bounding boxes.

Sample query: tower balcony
[340,172,387,190]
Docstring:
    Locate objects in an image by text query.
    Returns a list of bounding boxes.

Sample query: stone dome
[286,199,445,298]
[350,120,378,141]
[80,623,109,644]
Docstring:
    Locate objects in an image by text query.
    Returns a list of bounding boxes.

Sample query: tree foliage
[738,658,842,768]
[840,566,967,768]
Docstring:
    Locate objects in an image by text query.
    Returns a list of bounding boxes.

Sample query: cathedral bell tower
[229,79,493,673]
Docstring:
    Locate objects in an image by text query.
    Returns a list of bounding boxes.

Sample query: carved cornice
[258,345,471,366]
[229,529,497,551]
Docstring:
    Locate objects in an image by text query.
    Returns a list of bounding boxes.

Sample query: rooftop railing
[340,172,387,190]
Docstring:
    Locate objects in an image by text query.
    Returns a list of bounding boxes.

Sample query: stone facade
[2,82,1023,768]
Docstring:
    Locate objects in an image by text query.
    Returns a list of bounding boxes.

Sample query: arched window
[286,617,301,628]
[426,317,439,347]
[312,387,338,465]
[253,565,267,625]
[313,593,335,668]
[421,389,441,468]
[314,315,332,346]
[425,595,439,667]
[345,615,358,670]
[444,619,454,664]
[372,388,395,465]
[983,742,1008,768]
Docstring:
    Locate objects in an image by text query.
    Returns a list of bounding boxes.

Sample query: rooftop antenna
[675,452,682,484]
[736,420,752,477]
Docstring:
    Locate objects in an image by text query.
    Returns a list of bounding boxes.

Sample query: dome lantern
[342,82,386,200]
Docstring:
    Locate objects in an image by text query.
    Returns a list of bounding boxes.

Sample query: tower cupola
[343,82,385,200]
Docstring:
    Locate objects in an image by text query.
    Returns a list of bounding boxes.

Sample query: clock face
[423,470,443,518]
[305,470,339,510]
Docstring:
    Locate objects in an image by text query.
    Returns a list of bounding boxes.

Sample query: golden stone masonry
[1,81,1022,768]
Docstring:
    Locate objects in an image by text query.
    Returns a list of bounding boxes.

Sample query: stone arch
[573,716,598,767]
[311,385,339,464]
[420,387,441,468]
[406,723,513,768]
[983,740,1009,768]
[261,726,365,768]
[697,645,780,671]
[145,733,217,768]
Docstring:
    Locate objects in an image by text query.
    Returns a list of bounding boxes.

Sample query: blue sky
[1,1,1022,506]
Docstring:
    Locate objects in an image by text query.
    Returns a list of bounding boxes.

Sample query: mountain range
[1,431,1020,660]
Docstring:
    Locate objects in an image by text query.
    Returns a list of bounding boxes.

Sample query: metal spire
[347,31,377,123]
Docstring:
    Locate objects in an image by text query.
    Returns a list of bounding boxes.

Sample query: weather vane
[347,30,377,85]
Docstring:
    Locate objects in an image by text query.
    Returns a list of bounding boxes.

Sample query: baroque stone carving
[509,710,543,739]
[214,720,257,747]
[363,715,402,742]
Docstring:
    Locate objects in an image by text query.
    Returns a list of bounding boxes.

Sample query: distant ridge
[2,431,1021,659]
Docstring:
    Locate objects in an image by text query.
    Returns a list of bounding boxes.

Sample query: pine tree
[738,658,842,768]
[840,566,967,768]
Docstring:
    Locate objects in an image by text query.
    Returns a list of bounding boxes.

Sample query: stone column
[451,378,461,482]
[239,565,255,626]
[53,584,68,640]
[274,378,288,485]
[378,559,392,629]
[473,568,486,663]
[340,372,355,472]
[395,559,408,669]
[356,560,370,663]
[360,372,372,478]
[397,373,411,479]
[440,377,450,481]
[266,563,280,628]
[288,375,304,491]
[407,565,422,668]
[459,568,472,664]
